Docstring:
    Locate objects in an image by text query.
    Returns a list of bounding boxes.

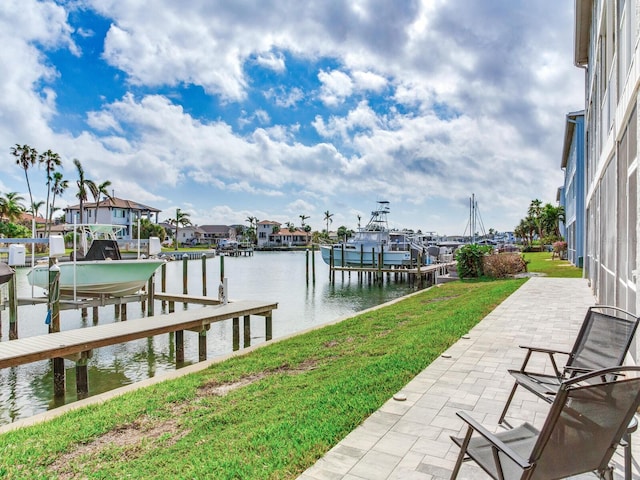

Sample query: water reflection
[0,250,420,425]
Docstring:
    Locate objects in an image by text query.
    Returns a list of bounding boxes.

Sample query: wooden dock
[329,260,454,288]
[0,299,277,397]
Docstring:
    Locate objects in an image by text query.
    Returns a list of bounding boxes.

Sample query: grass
[0,279,525,479]
[522,251,583,278]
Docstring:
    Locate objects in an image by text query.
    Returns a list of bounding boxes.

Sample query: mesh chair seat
[451,366,640,480]
[452,422,538,479]
[508,370,564,398]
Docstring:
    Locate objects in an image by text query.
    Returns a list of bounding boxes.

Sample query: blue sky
[0,0,583,235]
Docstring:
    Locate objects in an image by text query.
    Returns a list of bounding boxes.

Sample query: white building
[64,197,161,240]
[573,0,638,319]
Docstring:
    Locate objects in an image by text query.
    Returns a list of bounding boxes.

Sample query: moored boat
[320,201,422,267]
[27,225,165,298]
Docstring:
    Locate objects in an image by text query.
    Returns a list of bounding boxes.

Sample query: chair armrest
[456,411,531,470]
[518,345,571,356]
[516,346,571,378]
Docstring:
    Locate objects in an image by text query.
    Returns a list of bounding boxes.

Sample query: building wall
[577,0,639,325]
[563,114,586,267]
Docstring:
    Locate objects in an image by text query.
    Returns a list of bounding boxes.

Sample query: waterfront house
[175,225,207,246]
[64,197,161,240]
[257,220,280,247]
[267,227,311,247]
[200,225,237,245]
[572,0,638,349]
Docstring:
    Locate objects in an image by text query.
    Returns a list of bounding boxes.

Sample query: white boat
[27,225,165,298]
[320,201,422,267]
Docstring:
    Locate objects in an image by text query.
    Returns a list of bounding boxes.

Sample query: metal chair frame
[451,366,640,480]
[498,305,639,426]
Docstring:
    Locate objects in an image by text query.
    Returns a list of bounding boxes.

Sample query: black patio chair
[498,305,639,425]
[450,366,640,480]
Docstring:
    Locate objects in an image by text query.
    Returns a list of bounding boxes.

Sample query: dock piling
[243,315,251,348]
[7,278,17,330]
[201,254,207,297]
[232,317,240,351]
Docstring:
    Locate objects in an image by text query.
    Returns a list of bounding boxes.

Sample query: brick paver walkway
[298,277,639,480]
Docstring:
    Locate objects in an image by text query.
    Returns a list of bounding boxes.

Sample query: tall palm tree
[170,208,192,250]
[73,159,91,224]
[0,192,26,223]
[246,216,259,244]
[357,214,362,229]
[299,214,309,227]
[38,149,61,231]
[527,199,543,240]
[88,180,113,223]
[49,171,68,234]
[10,144,38,224]
[323,210,334,235]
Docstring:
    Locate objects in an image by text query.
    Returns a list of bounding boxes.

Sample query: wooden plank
[154,293,221,305]
[0,300,277,368]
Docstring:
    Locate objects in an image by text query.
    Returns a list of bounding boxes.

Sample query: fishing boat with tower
[320,201,424,267]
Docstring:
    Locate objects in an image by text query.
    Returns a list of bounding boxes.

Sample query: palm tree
[10,144,38,224]
[39,149,61,231]
[299,214,309,227]
[357,214,362,229]
[169,208,192,250]
[73,159,92,224]
[245,216,259,244]
[541,204,566,239]
[49,171,68,234]
[527,199,543,240]
[323,210,334,235]
[30,200,45,218]
[0,192,26,223]
[88,180,113,223]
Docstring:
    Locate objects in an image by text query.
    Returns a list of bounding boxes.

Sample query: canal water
[0,250,420,426]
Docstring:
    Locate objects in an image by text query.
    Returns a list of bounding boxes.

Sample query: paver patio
[298,277,640,480]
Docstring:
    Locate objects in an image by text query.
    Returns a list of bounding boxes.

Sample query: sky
[0,0,584,236]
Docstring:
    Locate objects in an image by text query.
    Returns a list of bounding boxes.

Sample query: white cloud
[352,71,387,92]
[264,87,304,108]
[255,51,286,72]
[318,69,354,106]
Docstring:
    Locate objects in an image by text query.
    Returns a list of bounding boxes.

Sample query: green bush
[0,221,31,238]
[455,244,493,278]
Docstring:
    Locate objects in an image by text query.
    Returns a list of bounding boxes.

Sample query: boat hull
[27,259,165,297]
[320,244,411,267]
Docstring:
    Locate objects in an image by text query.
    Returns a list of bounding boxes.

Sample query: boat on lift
[27,224,165,298]
[320,201,423,267]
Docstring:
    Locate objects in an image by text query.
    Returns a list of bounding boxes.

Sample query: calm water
[0,250,419,426]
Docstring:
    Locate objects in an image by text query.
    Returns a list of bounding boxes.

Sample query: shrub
[455,244,493,278]
[482,252,527,278]
[552,240,567,254]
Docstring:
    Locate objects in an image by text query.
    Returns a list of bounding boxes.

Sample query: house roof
[271,228,309,236]
[200,225,234,234]
[66,196,161,213]
[19,212,49,224]
[258,220,281,225]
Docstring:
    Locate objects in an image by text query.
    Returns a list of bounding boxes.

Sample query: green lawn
[523,251,583,278]
[0,279,525,479]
